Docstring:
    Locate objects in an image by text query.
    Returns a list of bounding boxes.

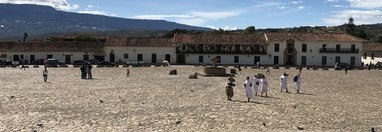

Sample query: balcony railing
[319,48,359,53]
[176,49,267,55]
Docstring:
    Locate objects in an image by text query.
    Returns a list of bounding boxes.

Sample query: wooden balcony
[319,48,359,53]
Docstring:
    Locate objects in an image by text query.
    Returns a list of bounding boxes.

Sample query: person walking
[260,78,269,97]
[80,66,86,79]
[266,67,270,75]
[244,76,253,103]
[280,73,289,93]
[226,76,236,101]
[253,75,261,96]
[85,65,90,79]
[88,65,93,79]
[293,74,301,93]
[126,68,130,77]
[43,67,48,82]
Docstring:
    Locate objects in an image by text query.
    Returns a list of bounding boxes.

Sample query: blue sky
[1,0,382,30]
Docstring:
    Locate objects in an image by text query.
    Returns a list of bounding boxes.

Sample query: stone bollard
[169,69,177,75]
[189,72,198,79]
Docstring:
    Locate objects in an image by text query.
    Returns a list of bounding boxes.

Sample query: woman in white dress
[244,76,253,103]
[260,78,269,97]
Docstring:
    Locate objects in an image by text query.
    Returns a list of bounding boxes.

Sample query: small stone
[293,105,297,109]
[142,102,145,105]
[371,127,375,132]
[176,120,182,125]
[262,122,266,127]
[37,123,43,128]
[10,96,15,99]
[191,90,194,92]
[297,126,304,130]
[99,100,104,103]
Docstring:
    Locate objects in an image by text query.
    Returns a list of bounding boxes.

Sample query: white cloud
[347,0,382,9]
[87,5,93,8]
[325,0,340,2]
[298,6,305,10]
[333,4,348,8]
[133,10,242,26]
[78,10,117,17]
[0,0,79,10]
[277,6,286,9]
[291,1,303,4]
[206,25,239,30]
[323,10,382,25]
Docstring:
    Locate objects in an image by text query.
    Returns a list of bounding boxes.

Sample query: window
[287,44,294,53]
[351,44,355,51]
[371,53,374,60]
[137,54,143,61]
[336,44,341,51]
[322,56,327,65]
[0,54,6,58]
[199,56,204,63]
[322,44,327,51]
[363,53,367,59]
[234,56,239,63]
[274,56,279,65]
[335,56,341,63]
[216,56,221,63]
[302,44,307,52]
[274,44,279,52]
[350,56,355,65]
[124,54,129,59]
[301,56,306,65]
[47,54,53,59]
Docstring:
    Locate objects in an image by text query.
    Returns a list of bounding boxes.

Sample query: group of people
[80,65,93,79]
[225,72,302,102]
[244,74,269,102]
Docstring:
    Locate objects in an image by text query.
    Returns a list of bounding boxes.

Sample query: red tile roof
[105,37,174,47]
[265,32,366,42]
[174,34,268,45]
[363,43,382,52]
[0,41,104,52]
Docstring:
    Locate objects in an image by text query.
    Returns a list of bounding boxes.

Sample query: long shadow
[231,100,269,105]
[259,96,280,99]
[292,92,315,96]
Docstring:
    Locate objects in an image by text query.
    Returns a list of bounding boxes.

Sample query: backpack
[293,76,298,82]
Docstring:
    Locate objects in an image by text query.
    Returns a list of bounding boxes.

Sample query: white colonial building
[362,43,382,65]
[174,34,269,65]
[0,32,366,67]
[0,41,104,64]
[104,37,176,64]
[265,33,365,67]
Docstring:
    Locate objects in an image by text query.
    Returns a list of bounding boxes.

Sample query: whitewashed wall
[104,47,176,64]
[362,52,382,65]
[268,40,363,66]
[0,52,95,63]
[184,54,270,65]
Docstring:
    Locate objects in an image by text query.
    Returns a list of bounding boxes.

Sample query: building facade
[362,43,382,65]
[0,32,366,67]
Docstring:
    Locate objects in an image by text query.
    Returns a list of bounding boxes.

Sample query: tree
[164,29,189,38]
[243,26,256,34]
[346,17,356,35]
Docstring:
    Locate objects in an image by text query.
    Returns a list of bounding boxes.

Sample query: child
[43,67,48,82]
[226,76,236,101]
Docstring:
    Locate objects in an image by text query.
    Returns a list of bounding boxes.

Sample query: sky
[1,0,382,30]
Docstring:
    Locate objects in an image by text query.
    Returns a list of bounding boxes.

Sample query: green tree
[243,26,256,34]
[164,29,189,38]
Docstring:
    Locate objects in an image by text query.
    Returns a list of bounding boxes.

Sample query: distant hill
[0,4,210,39]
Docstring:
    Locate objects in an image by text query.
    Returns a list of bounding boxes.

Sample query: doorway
[65,55,71,64]
[176,54,185,64]
[152,54,157,63]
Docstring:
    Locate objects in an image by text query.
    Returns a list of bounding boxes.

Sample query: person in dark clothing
[80,66,86,79]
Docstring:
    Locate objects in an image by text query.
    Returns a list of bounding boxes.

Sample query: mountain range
[0,4,210,39]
